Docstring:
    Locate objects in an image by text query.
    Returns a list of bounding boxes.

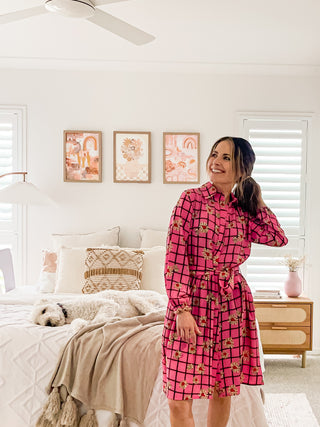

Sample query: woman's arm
[247,190,288,247]
[165,191,193,314]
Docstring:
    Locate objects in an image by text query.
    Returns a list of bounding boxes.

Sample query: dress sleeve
[248,206,288,247]
[165,191,193,314]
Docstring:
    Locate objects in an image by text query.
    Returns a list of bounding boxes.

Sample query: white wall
[0,68,319,351]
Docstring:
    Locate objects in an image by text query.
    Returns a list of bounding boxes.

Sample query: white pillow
[51,227,120,252]
[140,246,166,295]
[55,247,87,293]
[140,228,167,248]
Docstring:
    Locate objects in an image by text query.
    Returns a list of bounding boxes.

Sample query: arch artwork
[64,131,102,182]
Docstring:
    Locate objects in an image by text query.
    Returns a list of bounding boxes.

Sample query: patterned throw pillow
[82,247,144,293]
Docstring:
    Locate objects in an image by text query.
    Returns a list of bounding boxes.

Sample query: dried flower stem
[281,255,305,272]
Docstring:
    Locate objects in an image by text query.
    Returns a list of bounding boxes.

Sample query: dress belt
[190,267,241,294]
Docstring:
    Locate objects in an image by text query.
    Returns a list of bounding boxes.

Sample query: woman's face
[207,139,236,188]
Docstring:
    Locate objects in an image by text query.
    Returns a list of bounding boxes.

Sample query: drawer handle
[271,304,288,308]
[271,327,288,330]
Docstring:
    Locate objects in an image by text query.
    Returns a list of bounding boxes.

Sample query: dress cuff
[174,303,192,315]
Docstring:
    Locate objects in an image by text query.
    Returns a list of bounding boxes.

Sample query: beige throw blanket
[39,311,164,427]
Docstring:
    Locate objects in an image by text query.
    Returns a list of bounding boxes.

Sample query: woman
[162,137,288,427]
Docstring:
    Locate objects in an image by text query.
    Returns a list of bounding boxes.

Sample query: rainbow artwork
[164,133,199,183]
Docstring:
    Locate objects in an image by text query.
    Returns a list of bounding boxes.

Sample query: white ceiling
[0,0,319,72]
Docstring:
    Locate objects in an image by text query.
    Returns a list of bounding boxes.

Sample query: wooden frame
[163,132,200,184]
[64,130,102,182]
[113,131,151,183]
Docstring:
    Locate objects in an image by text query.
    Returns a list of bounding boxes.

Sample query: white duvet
[0,288,268,427]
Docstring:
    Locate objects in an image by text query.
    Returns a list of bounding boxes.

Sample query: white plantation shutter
[0,108,25,291]
[238,116,308,290]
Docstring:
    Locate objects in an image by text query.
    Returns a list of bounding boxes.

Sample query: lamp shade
[0,181,53,205]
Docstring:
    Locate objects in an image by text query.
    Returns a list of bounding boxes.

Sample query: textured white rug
[265,393,319,427]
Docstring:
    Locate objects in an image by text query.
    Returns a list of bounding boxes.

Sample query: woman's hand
[176,311,202,344]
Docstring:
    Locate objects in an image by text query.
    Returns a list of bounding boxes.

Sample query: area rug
[264,393,319,427]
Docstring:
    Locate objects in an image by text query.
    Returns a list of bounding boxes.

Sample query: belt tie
[190,267,240,294]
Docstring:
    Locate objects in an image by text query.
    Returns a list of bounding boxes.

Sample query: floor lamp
[0,172,53,205]
[0,172,53,291]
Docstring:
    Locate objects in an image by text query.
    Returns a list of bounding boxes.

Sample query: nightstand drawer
[259,326,311,350]
[255,304,310,326]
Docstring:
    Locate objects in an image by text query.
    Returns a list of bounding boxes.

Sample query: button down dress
[162,182,288,400]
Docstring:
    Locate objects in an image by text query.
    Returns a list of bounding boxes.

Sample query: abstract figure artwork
[64,130,102,182]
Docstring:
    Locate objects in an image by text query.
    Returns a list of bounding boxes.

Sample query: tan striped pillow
[82,247,144,293]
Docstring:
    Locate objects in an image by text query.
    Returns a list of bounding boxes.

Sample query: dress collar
[200,181,238,206]
[200,181,217,199]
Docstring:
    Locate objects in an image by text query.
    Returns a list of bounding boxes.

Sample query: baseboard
[310,348,320,355]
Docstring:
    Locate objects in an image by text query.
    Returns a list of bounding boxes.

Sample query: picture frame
[113,131,151,183]
[64,130,102,182]
[163,132,200,184]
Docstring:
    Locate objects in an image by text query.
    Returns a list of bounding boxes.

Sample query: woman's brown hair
[207,136,260,216]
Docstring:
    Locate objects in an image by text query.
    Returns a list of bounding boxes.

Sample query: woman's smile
[209,167,224,173]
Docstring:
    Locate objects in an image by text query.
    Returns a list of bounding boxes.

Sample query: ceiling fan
[0,0,155,45]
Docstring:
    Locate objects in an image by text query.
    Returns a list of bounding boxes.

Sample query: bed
[0,227,268,426]
[0,288,268,427]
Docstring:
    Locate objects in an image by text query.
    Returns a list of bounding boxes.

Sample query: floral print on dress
[179,380,188,390]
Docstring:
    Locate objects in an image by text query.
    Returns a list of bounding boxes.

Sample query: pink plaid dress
[162,182,288,400]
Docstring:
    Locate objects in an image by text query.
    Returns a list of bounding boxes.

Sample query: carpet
[264,393,319,427]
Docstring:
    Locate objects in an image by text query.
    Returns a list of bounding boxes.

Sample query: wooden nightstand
[253,296,313,368]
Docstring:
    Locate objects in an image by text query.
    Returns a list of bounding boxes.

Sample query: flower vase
[124,159,139,180]
[284,271,302,297]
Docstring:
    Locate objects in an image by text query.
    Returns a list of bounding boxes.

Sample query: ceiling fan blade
[93,0,131,5]
[87,9,155,45]
[0,6,48,25]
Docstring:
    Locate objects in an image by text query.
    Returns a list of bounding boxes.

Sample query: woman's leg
[207,391,231,427]
[168,399,194,427]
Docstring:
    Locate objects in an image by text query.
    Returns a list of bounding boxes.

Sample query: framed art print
[113,131,151,183]
[64,130,102,182]
[163,132,200,184]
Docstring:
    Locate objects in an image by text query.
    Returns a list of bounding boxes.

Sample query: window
[237,114,308,291]
[0,107,26,290]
